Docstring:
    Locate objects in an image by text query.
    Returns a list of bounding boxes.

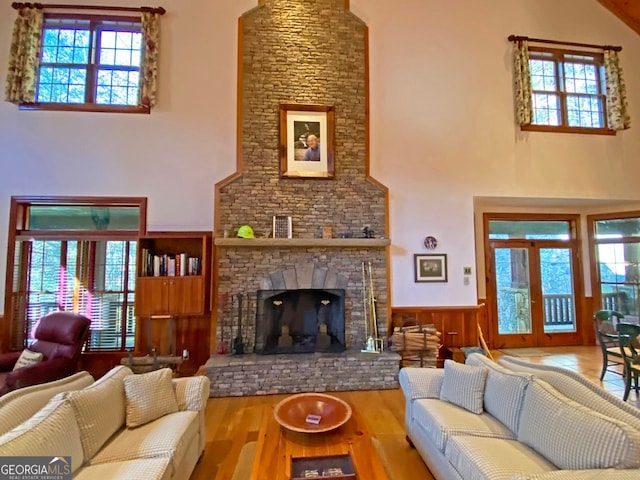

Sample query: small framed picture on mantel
[279,103,335,179]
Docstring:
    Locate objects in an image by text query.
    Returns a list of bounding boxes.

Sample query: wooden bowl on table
[273,393,352,434]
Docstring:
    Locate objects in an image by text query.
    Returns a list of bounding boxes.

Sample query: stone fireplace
[202,0,400,396]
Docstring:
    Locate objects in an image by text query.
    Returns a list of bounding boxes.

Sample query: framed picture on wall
[279,104,335,179]
[414,254,448,283]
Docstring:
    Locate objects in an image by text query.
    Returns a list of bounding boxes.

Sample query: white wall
[1,0,639,312]
[353,0,640,306]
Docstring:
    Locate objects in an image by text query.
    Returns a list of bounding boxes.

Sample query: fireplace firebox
[255,289,346,354]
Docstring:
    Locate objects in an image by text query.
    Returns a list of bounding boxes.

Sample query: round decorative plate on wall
[424,236,438,250]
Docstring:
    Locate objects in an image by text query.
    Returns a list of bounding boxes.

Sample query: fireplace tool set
[217,292,253,355]
[361,261,384,353]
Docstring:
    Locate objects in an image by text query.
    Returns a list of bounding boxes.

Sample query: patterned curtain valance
[512,39,532,127]
[141,12,160,108]
[604,49,630,131]
[5,7,43,104]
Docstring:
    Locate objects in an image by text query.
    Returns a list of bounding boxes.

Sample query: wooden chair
[617,322,640,401]
[593,310,625,380]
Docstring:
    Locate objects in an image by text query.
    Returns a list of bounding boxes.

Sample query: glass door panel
[486,215,582,349]
[495,247,532,335]
[540,248,576,333]
[597,242,640,323]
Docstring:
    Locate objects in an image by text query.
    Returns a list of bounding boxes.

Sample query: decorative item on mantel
[273,215,293,238]
[237,225,255,239]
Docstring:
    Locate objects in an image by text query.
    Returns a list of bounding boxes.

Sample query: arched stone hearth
[260,262,348,291]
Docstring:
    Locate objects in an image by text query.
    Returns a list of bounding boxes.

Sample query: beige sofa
[400,353,640,480]
[0,366,210,480]
[0,370,95,435]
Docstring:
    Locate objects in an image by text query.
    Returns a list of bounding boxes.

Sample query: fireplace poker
[362,261,383,353]
[232,292,245,355]
[216,292,229,354]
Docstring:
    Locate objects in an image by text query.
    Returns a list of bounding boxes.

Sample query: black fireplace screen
[254,289,346,354]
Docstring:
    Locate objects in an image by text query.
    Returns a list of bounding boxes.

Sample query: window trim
[20,13,149,114]
[18,103,150,114]
[2,196,147,353]
[587,210,640,319]
[524,46,615,136]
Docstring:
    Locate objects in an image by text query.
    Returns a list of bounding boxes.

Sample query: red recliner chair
[0,312,91,395]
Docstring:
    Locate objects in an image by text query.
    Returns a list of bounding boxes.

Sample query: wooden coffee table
[250,398,389,479]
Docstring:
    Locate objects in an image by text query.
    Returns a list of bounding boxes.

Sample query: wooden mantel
[214,238,390,248]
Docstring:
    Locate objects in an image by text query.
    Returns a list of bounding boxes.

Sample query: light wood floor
[191,346,639,480]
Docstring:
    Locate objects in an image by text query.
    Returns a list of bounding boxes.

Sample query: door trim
[483,213,584,349]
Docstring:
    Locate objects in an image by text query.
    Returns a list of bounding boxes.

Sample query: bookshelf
[136,232,212,317]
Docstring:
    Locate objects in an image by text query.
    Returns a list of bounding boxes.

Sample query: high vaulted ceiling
[598,0,640,36]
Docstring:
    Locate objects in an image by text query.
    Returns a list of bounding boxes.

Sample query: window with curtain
[529,48,607,130]
[5,5,162,113]
[6,198,146,352]
[512,38,630,134]
[38,16,143,106]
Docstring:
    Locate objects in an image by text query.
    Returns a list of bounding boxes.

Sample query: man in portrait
[303,134,321,161]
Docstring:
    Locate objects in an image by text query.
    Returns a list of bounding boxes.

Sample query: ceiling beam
[597,0,640,36]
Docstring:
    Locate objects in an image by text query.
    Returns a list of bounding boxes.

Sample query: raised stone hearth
[202,351,400,397]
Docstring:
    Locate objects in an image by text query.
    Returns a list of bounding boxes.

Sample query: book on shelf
[140,250,202,277]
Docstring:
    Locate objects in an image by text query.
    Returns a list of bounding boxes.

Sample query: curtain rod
[508,35,622,52]
[11,2,166,15]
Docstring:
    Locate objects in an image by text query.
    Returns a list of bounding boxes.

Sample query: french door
[485,215,583,348]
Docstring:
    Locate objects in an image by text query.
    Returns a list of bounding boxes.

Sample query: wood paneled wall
[391,304,487,349]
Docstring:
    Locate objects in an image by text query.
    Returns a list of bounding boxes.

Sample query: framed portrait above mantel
[279,104,335,179]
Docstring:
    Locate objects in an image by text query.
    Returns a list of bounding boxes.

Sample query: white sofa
[0,366,210,480]
[399,353,640,480]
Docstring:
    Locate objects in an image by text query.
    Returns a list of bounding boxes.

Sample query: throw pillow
[123,368,178,428]
[12,349,44,371]
[439,360,488,414]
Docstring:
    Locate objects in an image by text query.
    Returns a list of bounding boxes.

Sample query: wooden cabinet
[136,276,204,316]
[135,232,212,317]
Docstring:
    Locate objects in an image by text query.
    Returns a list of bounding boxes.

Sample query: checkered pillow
[439,360,488,414]
[123,368,178,428]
